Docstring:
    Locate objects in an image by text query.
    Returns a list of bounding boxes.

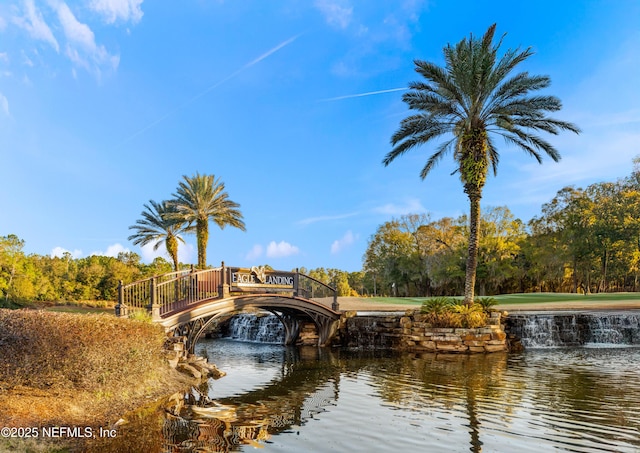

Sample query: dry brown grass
[0,309,167,391]
[0,309,191,435]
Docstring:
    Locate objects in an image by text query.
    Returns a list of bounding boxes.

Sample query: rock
[418,341,436,351]
[491,331,507,341]
[436,343,468,353]
[197,361,227,379]
[177,363,202,380]
[210,366,226,379]
[484,344,507,352]
[164,393,184,416]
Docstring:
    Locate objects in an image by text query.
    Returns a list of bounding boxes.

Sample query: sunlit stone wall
[399,312,507,353]
[340,311,508,353]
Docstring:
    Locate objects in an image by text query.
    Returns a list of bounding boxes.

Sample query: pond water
[91,340,640,452]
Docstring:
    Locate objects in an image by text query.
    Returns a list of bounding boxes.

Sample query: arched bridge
[115,264,341,352]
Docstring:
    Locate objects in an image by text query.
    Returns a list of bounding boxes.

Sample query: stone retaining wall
[340,311,508,353]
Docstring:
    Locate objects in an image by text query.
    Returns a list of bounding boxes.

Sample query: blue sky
[1,0,639,272]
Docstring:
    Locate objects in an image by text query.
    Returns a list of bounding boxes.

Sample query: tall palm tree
[171,173,246,269]
[128,200,187,271]
[384,24,580,304]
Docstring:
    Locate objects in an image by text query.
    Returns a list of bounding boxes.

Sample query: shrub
[476,297,498,313]
[0,309,167,391]
[420,296,455,315]
[128,309,152,323]
[420,297,490,328]
[421,297,459,327]
[451,303,488,328]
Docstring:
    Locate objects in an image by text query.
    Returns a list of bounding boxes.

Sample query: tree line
[0,237,174,305]
[362,161,640,297]
[0,237,364,305]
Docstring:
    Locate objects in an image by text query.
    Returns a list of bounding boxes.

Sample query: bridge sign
[229,266,295,291]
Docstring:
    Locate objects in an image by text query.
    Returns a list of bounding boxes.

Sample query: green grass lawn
[357,292,640,306]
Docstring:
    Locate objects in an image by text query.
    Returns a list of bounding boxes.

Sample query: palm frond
[387,23,579,180]
[385,115,454,167]
[128,200,188,269]
[419,138,455,179]
[486,134,500,176]
[498,133,544,163]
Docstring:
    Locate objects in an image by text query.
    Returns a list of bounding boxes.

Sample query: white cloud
[13,0,60,52]
[91,243,131,257]
[89,0,144,24]
[54,2,120,76]
[331,230,357,254]
[139,243,158,262]
[139,241,195,264]
[0,15,7,31]
[0,53,8,64]
[51,246,82,259]
[314,0,352,29]
[0,93,9,116]
[245,244,264,261]
[178,243,195,264]
[266,241,300,258]
[56,2,97,49]
[374,198,427,216]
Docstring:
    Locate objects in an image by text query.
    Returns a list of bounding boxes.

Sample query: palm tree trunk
[196,218,209,269]
[465,190,481,305]
[166,236,179,271]
[461,131,488,306]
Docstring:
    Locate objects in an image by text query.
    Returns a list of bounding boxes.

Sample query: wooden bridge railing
[117,267,222,319]
[116,265,338,320]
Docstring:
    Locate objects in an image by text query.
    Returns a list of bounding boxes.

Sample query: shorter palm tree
[171,173,246,269]
[128,200,187,271]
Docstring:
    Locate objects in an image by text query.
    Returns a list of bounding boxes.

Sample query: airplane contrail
[116,34,302,147]
[246,34,300,67]
[318,87,407,102]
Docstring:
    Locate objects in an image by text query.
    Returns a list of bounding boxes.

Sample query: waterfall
[506,311,640,348]
[225,314,285,344]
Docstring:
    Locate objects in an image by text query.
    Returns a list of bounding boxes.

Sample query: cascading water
[506,311,640,348]
[225,313,285,344]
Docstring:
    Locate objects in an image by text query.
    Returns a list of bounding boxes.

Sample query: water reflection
[87,342,640,452]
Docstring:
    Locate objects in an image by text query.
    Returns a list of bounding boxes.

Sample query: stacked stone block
[341,310,508,353]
